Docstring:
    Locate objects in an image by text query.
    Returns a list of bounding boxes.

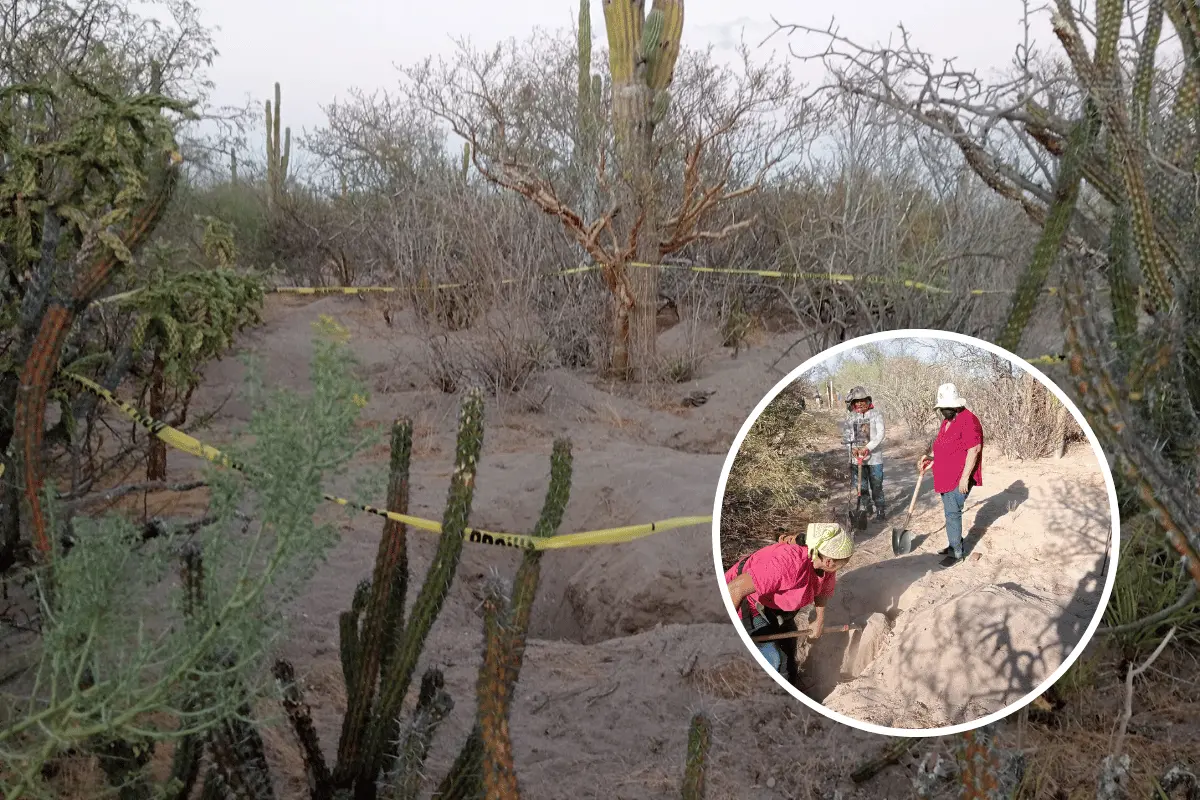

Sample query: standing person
[724,524,854,676]
[917,383,984,567]
[841,386,887,520]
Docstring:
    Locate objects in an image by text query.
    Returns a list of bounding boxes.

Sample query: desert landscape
[4,0,1200,796]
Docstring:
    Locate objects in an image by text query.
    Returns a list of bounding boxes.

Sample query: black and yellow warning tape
[57,372,711,550]
[92,260,1070,305]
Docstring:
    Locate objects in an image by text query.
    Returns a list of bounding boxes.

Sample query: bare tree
[401,4,808,379]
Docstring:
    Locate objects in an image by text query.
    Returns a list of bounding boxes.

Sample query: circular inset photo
[712,330,1118,736]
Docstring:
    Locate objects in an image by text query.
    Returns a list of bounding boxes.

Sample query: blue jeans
[941,487,972,557]
[851,463,885,514]
[748,612,784,672]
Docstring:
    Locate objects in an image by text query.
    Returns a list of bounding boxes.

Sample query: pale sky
[197,0,1058,138]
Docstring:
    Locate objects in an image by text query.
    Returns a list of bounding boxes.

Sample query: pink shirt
[724,542,837,617]
[931,408,984,494]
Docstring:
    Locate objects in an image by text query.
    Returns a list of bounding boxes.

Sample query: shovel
[850,454,869,531]
[891,464,927,556]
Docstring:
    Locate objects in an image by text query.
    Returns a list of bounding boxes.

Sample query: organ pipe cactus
[265,82,290,213]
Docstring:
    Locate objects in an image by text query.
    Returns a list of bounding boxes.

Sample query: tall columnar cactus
[436,439,573,799]
[265,81,291,213]
[602,0,684,377]
[461,141,472,182]
[357,389,485,787]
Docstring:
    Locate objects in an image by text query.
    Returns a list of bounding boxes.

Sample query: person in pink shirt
[724,523,854,675]
[917,383,983,567]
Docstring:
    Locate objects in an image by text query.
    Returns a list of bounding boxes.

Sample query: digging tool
[891,464,927,556]
[850,453,869,531]
[751,623,860,643]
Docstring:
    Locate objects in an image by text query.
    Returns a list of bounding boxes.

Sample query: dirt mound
[819,581,1094,728]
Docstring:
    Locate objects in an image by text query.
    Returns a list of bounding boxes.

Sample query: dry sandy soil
[0,294,1119,799]
[756,415,1113,730]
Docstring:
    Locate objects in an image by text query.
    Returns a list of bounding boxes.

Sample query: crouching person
[724,523,855,677]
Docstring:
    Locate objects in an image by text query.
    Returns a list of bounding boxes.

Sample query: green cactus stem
[435,439,574,798]
[998,106,1097,352]
[265,81,291,213]
[338,579,372,697]
[360,389,486,785]
[273,659,332,797]
[461,142,471,181]
[681,712,711,800]
[384,668,455,800]
[1107,201,1138,348]
[334,419,413,785]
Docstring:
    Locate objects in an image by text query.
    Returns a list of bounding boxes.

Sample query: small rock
[970,552,982,561]
[766,777,776,788]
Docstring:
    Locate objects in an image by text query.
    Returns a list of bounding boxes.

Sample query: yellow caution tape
[264,261,1067,297]
[59,372,710,550]
[93,260,1069,304]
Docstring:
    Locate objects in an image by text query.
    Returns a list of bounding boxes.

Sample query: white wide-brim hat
[935,382,967,409]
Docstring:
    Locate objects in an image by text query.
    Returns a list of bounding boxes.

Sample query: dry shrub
[833,345,1085,459]
[420,305,554,395]
[721,380,831,566]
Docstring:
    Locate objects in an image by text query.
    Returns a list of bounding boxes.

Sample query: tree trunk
[146,348,167,481]
[610,76,659,381]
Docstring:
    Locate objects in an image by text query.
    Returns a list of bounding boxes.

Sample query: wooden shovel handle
[751,624,857,642]
[906,465,926,515]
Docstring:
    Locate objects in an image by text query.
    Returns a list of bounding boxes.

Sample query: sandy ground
[0,294,1115,799]
[767,415,1112,730]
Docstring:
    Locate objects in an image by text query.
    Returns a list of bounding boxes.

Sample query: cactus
[230,149,238,184]
[265,81,291,213]
[681,713,711,799]
[478,580,522,799]
[382,669,454,800]
[461,141,471,182]
[333,420,412,786]
[997,106,1097,352]
[359,389,485,784]
[436,439,573,799]
[574,0,604,219]
[602,0,685,377]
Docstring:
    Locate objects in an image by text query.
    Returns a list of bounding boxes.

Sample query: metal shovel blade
[891,526,914,555]
[851,508,869,531]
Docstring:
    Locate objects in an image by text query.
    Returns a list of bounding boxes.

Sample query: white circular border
[711,328,1121,738]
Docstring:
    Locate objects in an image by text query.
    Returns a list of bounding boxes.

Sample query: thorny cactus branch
[1059,273,1200,589]
[16,148,183,555]
[384,668,454,800]
[274,659,332,798]
[436,440,574,799]
[998,109,1097,352]
[334,419,413,785]
[1051,0,1175,309]
[681,712,711,800]
[361,388,485,784]
[478,581,522,799]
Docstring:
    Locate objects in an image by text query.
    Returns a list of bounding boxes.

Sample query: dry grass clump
[720,380,834,567]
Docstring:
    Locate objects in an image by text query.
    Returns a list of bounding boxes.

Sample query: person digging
[917,383,984,568]
[724,523,855,678]
[842,385,887,521]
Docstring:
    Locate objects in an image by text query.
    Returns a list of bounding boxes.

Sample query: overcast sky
[197,0,1058,137]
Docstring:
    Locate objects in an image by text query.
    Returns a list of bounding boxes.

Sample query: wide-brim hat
[934,382,967,409]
